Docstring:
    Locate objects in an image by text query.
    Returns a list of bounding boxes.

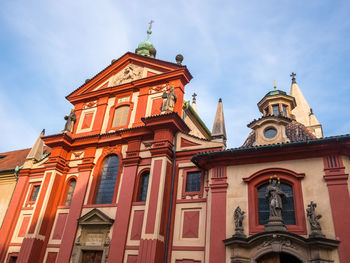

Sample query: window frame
[59,177,77,207]
[243,168,306,235]
[272,104,280,116]
[94,155,121,204]
[88,148,122,205]
[26,183,41,206]
[106,95,134,132]
[133,169,151,203]
[182,168,204,199]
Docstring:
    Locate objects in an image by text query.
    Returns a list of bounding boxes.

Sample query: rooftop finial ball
[175,54,184,64]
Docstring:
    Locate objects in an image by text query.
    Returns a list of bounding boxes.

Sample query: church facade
[0,33,350,263]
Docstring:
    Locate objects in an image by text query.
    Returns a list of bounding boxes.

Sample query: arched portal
[257,252,302,263]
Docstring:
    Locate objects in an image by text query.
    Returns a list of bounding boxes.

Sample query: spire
[211,98,227,146]
[289,73,323,138]
[26,129,45,162]
[191,93,198,113]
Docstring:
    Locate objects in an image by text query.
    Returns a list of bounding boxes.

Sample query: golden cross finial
[273,80,277,89]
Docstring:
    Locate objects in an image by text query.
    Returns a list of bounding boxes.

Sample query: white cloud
[0,0,349,151]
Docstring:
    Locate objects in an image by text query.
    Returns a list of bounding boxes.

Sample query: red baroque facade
[0,50,349,263]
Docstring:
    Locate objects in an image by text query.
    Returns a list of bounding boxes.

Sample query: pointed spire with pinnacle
[26,129,45,162]
[211,98,227,146]
[289,73,323,138]
[191,93,198,113]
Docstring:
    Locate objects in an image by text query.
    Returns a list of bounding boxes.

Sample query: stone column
[209,167,228,263]
[137,129,174,263]
[56,147,95,263]
[323,155,350,263]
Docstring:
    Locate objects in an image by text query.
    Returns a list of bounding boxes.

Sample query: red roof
[0,148,30,171]
[0,146,51,171]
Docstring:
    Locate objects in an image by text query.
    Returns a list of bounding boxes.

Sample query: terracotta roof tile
[0,146,51,171]
[0,148,30,171]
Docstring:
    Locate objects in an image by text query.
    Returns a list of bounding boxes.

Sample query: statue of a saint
[306,201,323,236]
[265,177,287,219]
[161,86,177,112]
[233,206,245,236]
[63,109,76,133]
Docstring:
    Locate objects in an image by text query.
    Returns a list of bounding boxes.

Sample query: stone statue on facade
[306,201,324,237]
[63,109,76,133]
[161,85,177,112]
[264,176,287,231]
[233,206,245,237]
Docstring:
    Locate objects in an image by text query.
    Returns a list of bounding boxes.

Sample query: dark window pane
[138,171,150,202]
[95,156,120,204]
[282,105,288,117]
[30,185,41,202]
[272,104,280,116]
[65,179,76,206]
[186,172,201,192]
[258,183,295,225]
[264,127,277,138]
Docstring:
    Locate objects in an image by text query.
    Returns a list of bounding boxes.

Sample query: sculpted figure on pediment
[110,64,143,86]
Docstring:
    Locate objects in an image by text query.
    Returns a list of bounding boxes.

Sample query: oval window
[264,127,277,139]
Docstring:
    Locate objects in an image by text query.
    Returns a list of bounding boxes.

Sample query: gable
[177,133,224,152]
[78,208,114,225]
[66,52,186,102]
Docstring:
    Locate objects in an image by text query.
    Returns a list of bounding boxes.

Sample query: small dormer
[257,89,296,118]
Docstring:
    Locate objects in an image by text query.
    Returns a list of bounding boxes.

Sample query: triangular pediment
[177,133,224,151]
[66,52,187,102]
[78,208,114,226]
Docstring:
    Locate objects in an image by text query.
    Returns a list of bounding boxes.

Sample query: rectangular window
[272,104,280,116]
[282,105,288,117]
[30,185,40,202]
[185,172,201,192]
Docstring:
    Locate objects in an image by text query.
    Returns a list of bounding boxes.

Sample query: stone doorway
[257,252,302,263]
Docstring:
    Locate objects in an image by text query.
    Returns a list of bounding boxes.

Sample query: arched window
[95,155,120,204]
[243,168,306,234]
[257,182,295,225]
[65,179,76,206]
[138,171,150,202]
[113,106,130,127]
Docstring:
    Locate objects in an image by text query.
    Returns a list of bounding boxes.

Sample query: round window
[264,127,277,139]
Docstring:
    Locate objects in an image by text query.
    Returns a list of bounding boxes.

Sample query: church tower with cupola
[243,78,315,147]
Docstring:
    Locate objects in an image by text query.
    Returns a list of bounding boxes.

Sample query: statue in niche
[63,109,76,133]
[306,201,324,236]
[161,85,177,112]
[265,176,287,219]
[233,206,245,236]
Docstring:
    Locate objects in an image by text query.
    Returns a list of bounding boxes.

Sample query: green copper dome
[265,89,287,97]
[135,29,157,58]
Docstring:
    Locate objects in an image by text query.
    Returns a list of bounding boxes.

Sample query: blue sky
[1,0,349,152]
